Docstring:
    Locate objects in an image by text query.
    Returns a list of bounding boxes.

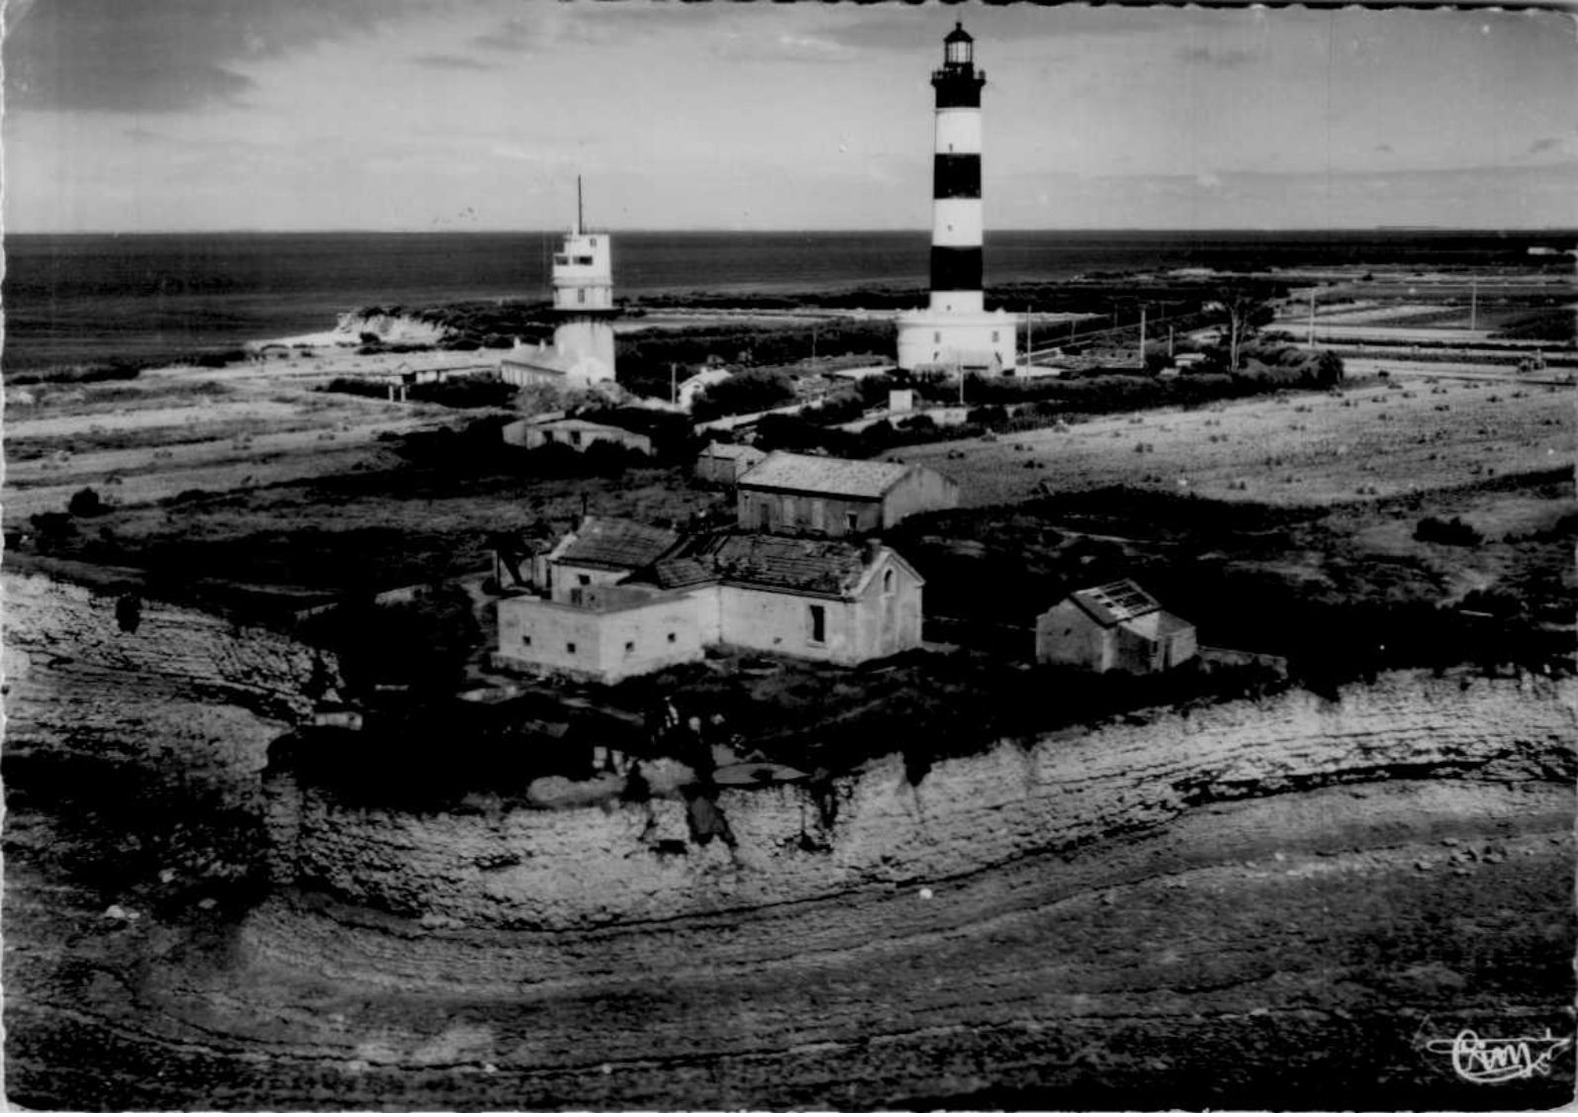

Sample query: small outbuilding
[1035,579,1197,674]
[694,441,769,486]
[502,416,652,456]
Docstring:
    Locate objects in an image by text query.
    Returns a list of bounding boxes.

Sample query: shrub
[1414,516,1483,546]
[691,369,796,421]
[67,487,106,517]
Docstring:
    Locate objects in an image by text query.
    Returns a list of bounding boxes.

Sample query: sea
[3,229,1569,372]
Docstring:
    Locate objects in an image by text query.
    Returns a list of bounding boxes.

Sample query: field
[897,377,1572,509]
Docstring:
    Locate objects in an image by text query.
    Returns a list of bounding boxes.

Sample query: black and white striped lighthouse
[897,23,1015,374]
[930,22,986,315]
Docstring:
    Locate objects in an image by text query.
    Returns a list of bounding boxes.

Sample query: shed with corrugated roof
[1034,579,1197,673]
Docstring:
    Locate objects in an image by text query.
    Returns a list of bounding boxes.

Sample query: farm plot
[1308,303,1456,325]
[3,356,471,520]
[897,382,1573,508]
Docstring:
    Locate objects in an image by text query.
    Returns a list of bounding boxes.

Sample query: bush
[67,487,106,517]
[1414,516,1484,546]
[691,369,796,421]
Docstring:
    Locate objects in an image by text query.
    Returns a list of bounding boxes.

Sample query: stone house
[1034,579,1197,674]
[694,441,769,486]
[495,519,925,683]
[532,516,680,603]
[502,416,652,456]
[735,451,960,537]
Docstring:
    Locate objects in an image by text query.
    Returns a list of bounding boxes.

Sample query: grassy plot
[888,471,1576,687]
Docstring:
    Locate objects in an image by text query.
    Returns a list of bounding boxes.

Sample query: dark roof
[945,21,972,43]
[737,451,914,500]
[1069,579,1161,627]
[555,517,679,571]
[626,530,899,598]
[700,442,767,462]
[708,533,877,596]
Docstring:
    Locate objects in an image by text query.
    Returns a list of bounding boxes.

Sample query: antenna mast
[576,175,584,236]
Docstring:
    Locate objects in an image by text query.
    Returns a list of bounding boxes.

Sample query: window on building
[808,604,826,644]
[883,568,895,595]
[758,503,771,530]
[783,496,797,526]
[574,256,594,265]
[845,512,859,532]
[544,430,557,442]
[667,633,677,644]
[625,641,635,655]
[522,635,532,647]
[577,288,586,304]
[934,332,941,343]
[554,255,569,266]
[590,238,598,247]
[578,574,591,586]
[571,431,583,446]
[811,500,825,531]
[992,331,1000,342]
[567,642,577,654]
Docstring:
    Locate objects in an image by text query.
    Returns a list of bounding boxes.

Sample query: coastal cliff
[2,563,331,801]
[253,671,1575,987]
[6,564,1572,1108]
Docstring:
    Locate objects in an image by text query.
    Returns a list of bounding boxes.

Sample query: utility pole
[670,362,677,406]
[1307,290,1316,347]
[1139,305,1147,371]
[1470,279,1478,331]
[1026,306,1033,370]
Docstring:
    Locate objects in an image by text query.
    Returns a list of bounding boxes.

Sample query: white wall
[934,108,982,155]
[551,321,616,385]
[931,199,983,247]
[896,312,1015,372]
[546,562,627,604]
[496,590,710,683]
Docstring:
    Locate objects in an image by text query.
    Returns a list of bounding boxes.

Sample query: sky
[4,0,1576,232]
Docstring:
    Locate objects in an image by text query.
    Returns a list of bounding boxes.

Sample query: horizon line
[9,225,1578,237]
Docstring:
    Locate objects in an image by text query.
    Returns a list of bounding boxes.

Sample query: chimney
[864,536,883,564]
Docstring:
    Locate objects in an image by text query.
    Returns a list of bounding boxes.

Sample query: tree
[1206,286,1277,371]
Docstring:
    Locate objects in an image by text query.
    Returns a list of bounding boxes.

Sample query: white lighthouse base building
[896,307,1018,375]
[499,320,616,390]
